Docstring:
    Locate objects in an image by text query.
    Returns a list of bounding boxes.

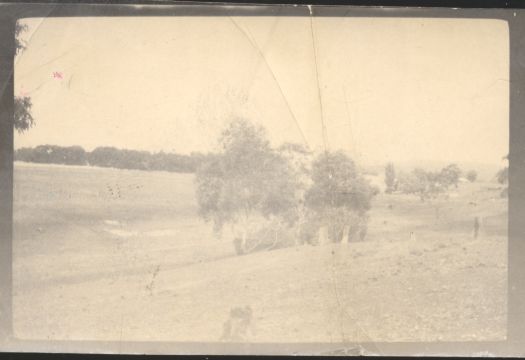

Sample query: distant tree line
[384,159,509,200]
[398,164,462,201]
[384,162,479,201]
[14,145,207,173]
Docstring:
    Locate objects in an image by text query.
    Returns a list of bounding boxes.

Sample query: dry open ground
[12,162,507,343]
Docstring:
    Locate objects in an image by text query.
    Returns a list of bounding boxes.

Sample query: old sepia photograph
[9,11,509,351]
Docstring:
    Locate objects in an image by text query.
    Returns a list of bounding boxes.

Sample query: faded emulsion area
[0,3,524,357]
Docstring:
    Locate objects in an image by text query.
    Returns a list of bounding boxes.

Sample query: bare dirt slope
[12,162,507,343]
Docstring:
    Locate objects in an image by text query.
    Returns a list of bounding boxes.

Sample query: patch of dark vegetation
[195,119,377,255]
[15,145,211,173]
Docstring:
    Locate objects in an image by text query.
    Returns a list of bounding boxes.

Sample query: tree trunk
[241,228,247,253]
[341,224,350,244]
[318,226,327,245]
[232,216,250,255]
[294,226,301,246]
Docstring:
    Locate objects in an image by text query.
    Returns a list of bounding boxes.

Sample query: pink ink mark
[52,71,63,79]
[19,86,28,97]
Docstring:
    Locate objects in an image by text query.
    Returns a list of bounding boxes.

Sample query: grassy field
[12,162,507,344]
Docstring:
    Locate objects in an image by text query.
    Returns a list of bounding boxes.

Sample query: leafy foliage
[15,22,28,54]
[384,162,397,193]
[306,151,373,214]
[466,170,478,182]
[14,96,34,133]
[497,167,508,185]
[14,22,35,134]
[195,119,299,252]
[277,142,313,242]
[496,166,509,198]
[497,154,509,197]
[15,145,87,165]
[15,145,206,172]
[88,147,151,170]
[397,163,464,201]
[438,164,461,188]
[304,151,375,243]
[398,168,446,201]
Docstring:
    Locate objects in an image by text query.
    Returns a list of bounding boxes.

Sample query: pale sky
[14,16,509,165]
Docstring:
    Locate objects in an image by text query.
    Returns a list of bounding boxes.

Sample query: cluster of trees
[384,162,476,201]
[15,145,207,173]
[15,23,34,134]
[385,156,510,200]
[466,170,478,183]
[15,145,87,165]
[195,119,377,255]
[87,147,206,172]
